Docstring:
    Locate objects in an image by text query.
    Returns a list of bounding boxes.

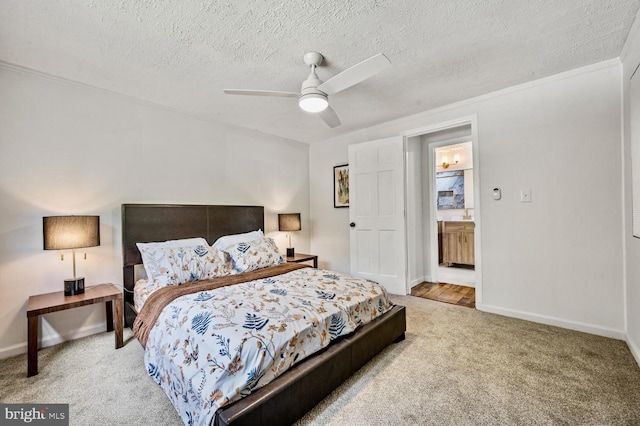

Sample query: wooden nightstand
[285,253,318,268]
[26,283,123,377]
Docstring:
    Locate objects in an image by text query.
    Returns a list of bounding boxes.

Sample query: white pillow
[211,230,264,251]
[137,238,208,282]
[226,237,285,273]
[138,244,234,286]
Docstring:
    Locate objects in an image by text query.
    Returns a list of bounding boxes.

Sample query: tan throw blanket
[133,263,309,347]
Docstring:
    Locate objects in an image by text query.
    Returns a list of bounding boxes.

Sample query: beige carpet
[1,295,639,425]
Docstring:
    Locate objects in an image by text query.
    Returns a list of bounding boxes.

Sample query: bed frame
[121,203,406,426]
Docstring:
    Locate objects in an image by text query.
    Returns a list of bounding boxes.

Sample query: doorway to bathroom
[434,141,475,287]
[404,116,481,306]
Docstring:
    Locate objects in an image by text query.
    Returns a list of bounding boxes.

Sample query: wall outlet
[520,189,532,203]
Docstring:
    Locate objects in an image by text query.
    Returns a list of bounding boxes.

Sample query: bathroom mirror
[436,170,465,209]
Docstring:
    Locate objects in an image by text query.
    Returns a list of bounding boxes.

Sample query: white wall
[405,136,424,287]
[622,14,640,365]
[310,60,625,339]
[308,140,350,272]
[0,64,310,358]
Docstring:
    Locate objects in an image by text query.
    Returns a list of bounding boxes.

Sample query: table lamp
[43,215,100,296]
[278,213,301,257]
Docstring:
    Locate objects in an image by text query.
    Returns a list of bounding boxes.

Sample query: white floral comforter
[144,267,393,426]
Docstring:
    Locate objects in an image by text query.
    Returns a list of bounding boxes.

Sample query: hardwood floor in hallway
[411,282,475,308]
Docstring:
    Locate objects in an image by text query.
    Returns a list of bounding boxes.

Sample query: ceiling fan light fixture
[299,93,328,113]
[224,51,389,127]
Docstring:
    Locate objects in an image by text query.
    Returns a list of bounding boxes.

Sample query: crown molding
[318,58,621,147]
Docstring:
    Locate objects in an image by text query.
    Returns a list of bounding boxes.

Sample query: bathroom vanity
[442,221,475,266]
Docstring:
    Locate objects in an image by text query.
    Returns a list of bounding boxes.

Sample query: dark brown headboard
[121,204,264,326]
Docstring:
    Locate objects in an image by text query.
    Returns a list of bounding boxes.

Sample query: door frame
[401,115,482,305]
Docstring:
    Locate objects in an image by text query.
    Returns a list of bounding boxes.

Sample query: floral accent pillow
[226,237,285,273]
[139,245,234,286]
[137,238,208,281]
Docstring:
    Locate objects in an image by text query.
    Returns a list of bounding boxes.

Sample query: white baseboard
[627,335,640,368]
[410,275,476,288]
[476,303,626,340]
[409,277,424,288]
[0,323,107,360]
[443,278,475,288]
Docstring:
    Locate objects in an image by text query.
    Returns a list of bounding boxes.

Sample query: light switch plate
[521,189,532,203]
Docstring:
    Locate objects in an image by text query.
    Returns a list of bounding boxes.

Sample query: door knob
[349,222,356,228]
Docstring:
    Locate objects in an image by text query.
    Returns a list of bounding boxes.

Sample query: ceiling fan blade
[317,53,391,95]
[319,105,341,128]
[223,89,299,98]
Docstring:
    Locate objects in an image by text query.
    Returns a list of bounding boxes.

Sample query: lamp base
[64,277,85,296]
[286,248,295,257]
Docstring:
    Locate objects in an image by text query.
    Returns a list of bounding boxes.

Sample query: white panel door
[348,136,407,294]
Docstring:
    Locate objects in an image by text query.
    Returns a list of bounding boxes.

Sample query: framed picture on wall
[334,164,349,208]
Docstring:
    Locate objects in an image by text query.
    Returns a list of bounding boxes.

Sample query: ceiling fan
[223,52,391,128]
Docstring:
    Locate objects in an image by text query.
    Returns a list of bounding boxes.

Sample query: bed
[122,203,406,426]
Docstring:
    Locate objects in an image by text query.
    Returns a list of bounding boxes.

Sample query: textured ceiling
[1,1,638,143]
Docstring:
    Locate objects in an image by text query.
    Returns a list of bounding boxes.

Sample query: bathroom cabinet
[437,221,443,264]
[442,221,475,266]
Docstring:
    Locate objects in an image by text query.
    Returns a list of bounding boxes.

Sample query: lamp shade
[278,213,301,232]
[43,216,100,250]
